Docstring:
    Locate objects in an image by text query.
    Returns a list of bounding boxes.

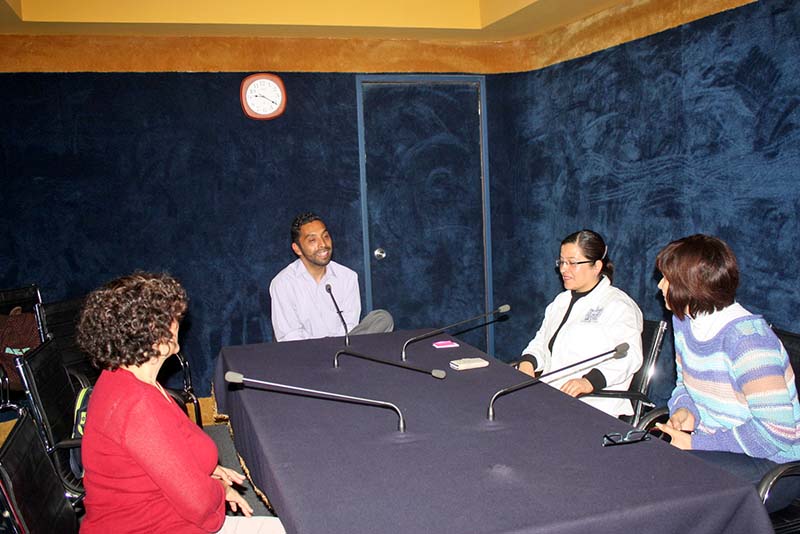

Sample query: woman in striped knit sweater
[654,234,800,512]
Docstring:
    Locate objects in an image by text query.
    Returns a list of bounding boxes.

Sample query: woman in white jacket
[518,230,643,417]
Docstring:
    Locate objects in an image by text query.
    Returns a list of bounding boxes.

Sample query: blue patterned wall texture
[2,0,799,400]
[0,73,366,393]
[488,0,800,404]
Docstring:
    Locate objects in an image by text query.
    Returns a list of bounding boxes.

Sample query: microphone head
[496,304,511,314]
[431,369,447,379]
[613,343,630,358]
[325,284,332,293]
[225,371,244,384]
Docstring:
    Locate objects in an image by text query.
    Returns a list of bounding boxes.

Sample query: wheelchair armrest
[55,437,82,450]
[757,461,800,503]
[582,390,655,408]
[635,406,669,430]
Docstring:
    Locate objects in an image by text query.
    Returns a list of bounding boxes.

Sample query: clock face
[241,74,286,119]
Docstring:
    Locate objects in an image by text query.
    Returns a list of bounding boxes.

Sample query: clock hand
[255,93,279,106]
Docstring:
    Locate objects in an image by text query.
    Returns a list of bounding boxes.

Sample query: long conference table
[214,330,773,534]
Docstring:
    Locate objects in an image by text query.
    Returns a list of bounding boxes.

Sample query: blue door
[357,76,495,353]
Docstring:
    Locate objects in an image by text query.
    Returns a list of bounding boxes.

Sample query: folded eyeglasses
[602,429,651,447]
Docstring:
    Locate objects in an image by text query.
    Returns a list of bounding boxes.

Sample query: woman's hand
[214,466,253,516]
[213,465,246,487]
[666,408,695,431]
[560,378,593,397]
[224,485,254,517]
[654,423,693,450]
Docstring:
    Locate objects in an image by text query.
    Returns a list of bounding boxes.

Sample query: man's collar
[292,258,338,282]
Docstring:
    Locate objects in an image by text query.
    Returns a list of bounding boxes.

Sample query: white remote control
[449,357,489,370]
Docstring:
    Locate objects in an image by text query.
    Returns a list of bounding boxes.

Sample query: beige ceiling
[0,0,632,41]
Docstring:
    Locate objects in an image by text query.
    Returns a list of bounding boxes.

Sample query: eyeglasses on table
[602,429,651,447]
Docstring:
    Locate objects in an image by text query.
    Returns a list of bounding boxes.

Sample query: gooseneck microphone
[400,304,511,361]
[487,342,629,421]
[334,349,446,379]
[225,371,406,432]
[325,284,350,347]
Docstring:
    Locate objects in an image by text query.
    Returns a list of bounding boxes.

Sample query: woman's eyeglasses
[602,429,651,447]
[555,260,594,269]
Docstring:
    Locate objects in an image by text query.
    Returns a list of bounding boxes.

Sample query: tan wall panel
[0,0,753,73]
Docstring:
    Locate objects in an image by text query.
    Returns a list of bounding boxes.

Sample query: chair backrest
[772,327,800,397]
[0,408,79,534]
[14,340,85,500]
[34,298,84,349]
[34,298,100,385]
[14,339,76,450]
[629,319,668,423]
[631,319,668,394]
[0,285,41,315]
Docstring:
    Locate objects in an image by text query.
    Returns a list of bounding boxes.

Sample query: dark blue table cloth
[214,330,773,534]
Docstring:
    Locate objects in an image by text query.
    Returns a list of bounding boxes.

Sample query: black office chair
[14,339,84,501]
[637,326,800,532]
[35,299,202,427]
[583,319,669,426]
[0,406,80,534]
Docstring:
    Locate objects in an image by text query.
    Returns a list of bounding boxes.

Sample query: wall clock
[240,73,286,120]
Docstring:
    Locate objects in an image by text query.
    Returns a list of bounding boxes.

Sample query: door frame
[355,74,496,354]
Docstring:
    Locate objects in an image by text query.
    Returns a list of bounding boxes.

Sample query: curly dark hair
[76,272,188,370]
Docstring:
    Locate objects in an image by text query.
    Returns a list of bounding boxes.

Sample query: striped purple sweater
[668,314,800,463]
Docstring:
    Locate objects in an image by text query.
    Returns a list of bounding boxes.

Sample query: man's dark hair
[656,234,739,320]
[291,212,323,244]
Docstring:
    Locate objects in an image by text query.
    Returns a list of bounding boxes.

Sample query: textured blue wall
[0,73,366,393]
[488,0,800,404]
[2,0,799,400]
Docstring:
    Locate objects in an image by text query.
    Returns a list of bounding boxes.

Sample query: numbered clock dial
[240,74,286,120]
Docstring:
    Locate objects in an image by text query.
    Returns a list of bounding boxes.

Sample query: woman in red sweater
[77,272,284,533]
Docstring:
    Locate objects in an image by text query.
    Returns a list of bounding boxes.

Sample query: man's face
[292,220,333,268]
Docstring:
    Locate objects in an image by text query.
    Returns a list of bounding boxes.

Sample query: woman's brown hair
[77,272,187,370]
[655,234,739,320]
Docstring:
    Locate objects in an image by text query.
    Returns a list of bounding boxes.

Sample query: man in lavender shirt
[269,212,393,342]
